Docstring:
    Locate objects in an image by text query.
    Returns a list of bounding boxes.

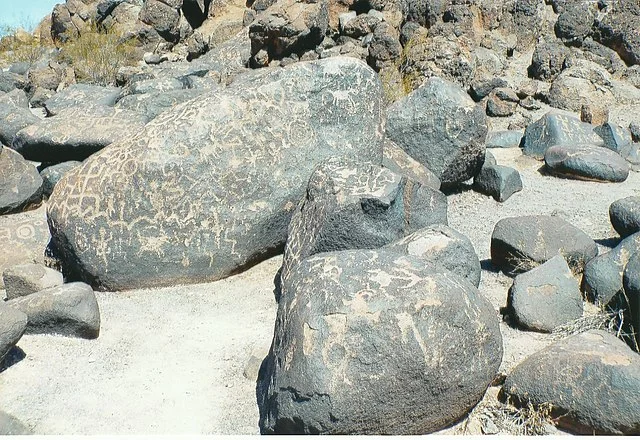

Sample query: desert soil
[1,143,638,434]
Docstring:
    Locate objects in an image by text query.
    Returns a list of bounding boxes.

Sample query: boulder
[248,0,329,66]
[386,76,487,187]
[469,78,508,102]
[547,69,615,113]
[485,130,523,149]
[6,282,100,339]
[0,93,40,146]
[0,411,31,435]
[47,58,384,291]
[40,161,83,199]
[382,139,440,189]
[528,40,570,81]
[502,330,640,435]
[554,1,596,45]
[138,0,182,42]
[0,305,28,363]
[0,72,26,93]
[522,112,603,159]
[595,123,632,154]
[114,88,206,121]
[368,22,402,70]
[280,158,447,286]
[44,84,121,117]
[491,215,598,275]
[258,249,503,434]
[0,147,43,215]
[383,225,481,287]
[593,1,640,66]
[623,252,640,350]
[544,144,629,183]
[3,263,64,300]
[610,196,640,238]
[583,232,640,306]
[508,255,583,333]
[12,106,148,164]
[473,164,522,203]
[0,206,50,289]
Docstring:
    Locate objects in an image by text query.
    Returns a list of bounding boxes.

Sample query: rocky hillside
[1,0,640,435]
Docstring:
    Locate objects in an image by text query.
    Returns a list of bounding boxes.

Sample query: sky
[0,0,60,34]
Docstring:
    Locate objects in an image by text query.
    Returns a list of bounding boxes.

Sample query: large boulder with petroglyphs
[257,248,503,434]
[47,57,384,291]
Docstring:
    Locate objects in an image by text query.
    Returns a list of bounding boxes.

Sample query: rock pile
[1,0,640,434]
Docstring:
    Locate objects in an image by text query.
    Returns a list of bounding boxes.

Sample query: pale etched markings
[48,57,385,290]
[258,249,503,434]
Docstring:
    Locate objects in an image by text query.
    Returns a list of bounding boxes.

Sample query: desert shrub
[0,26,50,68]
[56,25,139,86]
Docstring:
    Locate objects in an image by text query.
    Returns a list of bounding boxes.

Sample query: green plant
[0,26,49,68]
[56,25,139,86]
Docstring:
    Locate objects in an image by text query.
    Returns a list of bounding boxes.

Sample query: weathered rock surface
[528,40,570,81]
[0,147,43,215]
[485,130,522,149]
[6,282,100,339]
[544,144,629,183]
[491,215,598,275]
[0,206,50,289]
[258,249,503,434]
[522,112,603,159]
[44,84,121,116]
[48,58,384,291]
[610,196,640,238]
[382,140,440,190]
[40,161,83,198]
[0,410,31,435]
[114,88,206,120]
[384,225,481,287]
[0,305,28,363]
[0,92,40,146]
[623,252,640,350]
[473,164,523,202]
[12,106,148,163]
[508,255,583,332]
[280,158,447,286]
[583,232,640,306]
[3,263,64,300]
[502,330,640,435]
[386,76,488,187]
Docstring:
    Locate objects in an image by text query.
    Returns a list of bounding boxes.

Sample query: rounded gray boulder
[610,196,640,238]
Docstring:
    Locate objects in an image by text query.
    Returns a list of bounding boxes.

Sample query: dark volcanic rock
[0,207,50,289]
[610,196,640,238]
[47,58,384,291]
[502,330,640,435]
[583,232,640,306]
[473,164,523,202]
[0,305,27,363]
[384,225,481,287]
[0,92,40,146]
[386,76,488,187]
[508,255,583,332]
[44,84,121,116]
[544,144,629,183]
[258,249,503,434]
[3,263,64,300]
[623,252,640,350]
[491,215,598,275]
[280,158,447,287]
[593,1,640,66]
[6,282,100,339]
[522,112,603,159]
[382,140,441,190]
[12,106,148,163]
[528,40,570,81]
[485,130,523,149]
[40,161,83,198]
[114,88,206,120]
[554,1,596,45]
[0,147,43,215]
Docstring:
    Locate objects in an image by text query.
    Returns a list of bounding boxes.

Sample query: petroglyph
[48,58,384,290]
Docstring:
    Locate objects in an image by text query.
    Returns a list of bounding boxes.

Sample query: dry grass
[459,397,555,435]
[0,27,51,68]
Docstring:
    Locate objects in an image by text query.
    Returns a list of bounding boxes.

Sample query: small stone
[491,215,598,275]
[581,103,609,125]
[610,196,640,238]
[485,130,523,149]
[473,165,523,202]
[508,255,583,332]
[6,282,100,339]
[544,144,629,183]
[3,263,64,300]
[0,305,28,363]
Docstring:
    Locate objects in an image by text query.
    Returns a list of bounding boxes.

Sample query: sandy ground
[1,143,640,434]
